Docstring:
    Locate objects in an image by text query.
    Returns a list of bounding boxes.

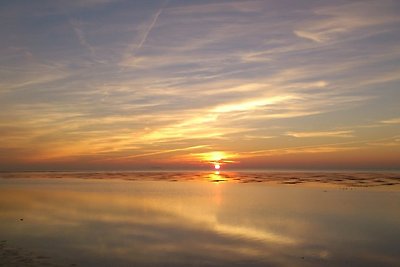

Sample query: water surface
[0,172,399,266]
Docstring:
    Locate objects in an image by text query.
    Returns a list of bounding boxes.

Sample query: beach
[1,172,399,267]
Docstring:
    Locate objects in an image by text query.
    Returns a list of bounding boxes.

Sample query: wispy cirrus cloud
[293,30,325,43]
[1,0,399,169]
[242,144,361,158]
[70,19,96,56]
[380,118,400,124]
[286,130,354,138]
[294,0,400,43]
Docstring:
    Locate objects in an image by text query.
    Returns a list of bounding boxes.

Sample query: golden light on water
[207,172,227,183]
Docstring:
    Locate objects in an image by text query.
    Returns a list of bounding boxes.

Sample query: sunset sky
[1,0,399,171]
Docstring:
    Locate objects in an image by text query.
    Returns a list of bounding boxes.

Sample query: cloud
[1,72,68,92]
[74,0,121,7]
[70,19,96,56]
[106,145,210,160]
[134,6,164,53]
[167,1,265,15]
[286,130,354,138]
[1,0,400,169]
[124,0,169,62]
[240,135,400,159]
[367,135,400,147]
[294,30,325,43]
[380,118,400,124]
[243,134,275,140]
[213,95,297,113]
[243,144,360,158]
[294,0,400,43]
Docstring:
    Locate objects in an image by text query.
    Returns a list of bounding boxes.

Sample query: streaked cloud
[213,95,297,113]
[286,130,354,138]
[70,19,96,57]
[109,145,209,160]
[380,118,400,124]
[294,0,400,44]
[243,144,361,158]
[294,30,325,43]
[0,0,399,170]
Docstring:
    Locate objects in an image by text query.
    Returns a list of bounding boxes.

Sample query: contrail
[133,0,168,55]
[136,8,163,51]
[70,19,96,56]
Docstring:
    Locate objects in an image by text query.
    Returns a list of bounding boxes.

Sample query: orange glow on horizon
[188,151,238,170]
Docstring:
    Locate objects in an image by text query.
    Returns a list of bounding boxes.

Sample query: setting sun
[214,164,220,170]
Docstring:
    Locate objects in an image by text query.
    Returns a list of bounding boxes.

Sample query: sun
[193,151,237,170]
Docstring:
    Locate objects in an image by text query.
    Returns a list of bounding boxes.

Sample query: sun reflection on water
[1,174,399,267]
[207,171,228,183]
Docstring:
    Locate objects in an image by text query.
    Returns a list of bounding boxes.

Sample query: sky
[0,0,399,171]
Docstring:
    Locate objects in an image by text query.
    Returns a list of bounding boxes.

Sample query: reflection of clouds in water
[213,224,296,245]
[0,184,297,266]
[0,178,399,266]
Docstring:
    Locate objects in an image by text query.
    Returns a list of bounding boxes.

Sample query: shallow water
[1,171,400,187]
[0,172,399,267]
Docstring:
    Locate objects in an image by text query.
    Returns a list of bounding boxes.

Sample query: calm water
[0,172,399,267]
